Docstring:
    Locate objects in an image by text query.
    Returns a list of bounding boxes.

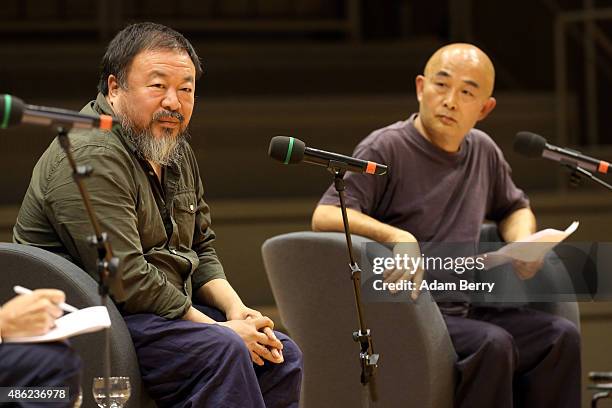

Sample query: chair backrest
[262,232,455,408]
[0,243,155,408]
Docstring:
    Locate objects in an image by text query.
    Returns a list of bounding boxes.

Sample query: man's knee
[215,326,252,362]
[479,326,518,368]
[551,317,581,354]
[276,332,303,372]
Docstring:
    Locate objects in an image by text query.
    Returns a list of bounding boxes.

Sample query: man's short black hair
[98,22,203,95]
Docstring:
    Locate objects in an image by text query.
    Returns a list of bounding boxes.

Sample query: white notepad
[484,221,579,268]
[4,306,111,343]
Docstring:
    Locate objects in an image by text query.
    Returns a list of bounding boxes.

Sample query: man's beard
[118,106,189,167]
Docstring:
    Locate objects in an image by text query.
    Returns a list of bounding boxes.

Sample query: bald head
[413,43,498,152]
[424,43,495,97]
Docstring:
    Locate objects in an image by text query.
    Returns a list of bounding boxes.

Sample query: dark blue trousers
[0,342,82,408]
[444,306,581,408]
[124,305,303,408]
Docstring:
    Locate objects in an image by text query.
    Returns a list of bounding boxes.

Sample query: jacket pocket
[172,191,197,247]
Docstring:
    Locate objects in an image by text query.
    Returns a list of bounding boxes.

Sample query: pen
[13,285,79,313]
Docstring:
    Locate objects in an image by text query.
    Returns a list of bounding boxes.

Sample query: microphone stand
[565,163,612,192]
[329,163,379,407]
[55,126,122,408]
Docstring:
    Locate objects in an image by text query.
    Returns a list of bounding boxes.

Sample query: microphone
[0,94,116,131]
[514,131,609,174]
[268,136,388,175]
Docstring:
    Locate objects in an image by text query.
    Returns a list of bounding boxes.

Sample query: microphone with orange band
[514,131,609,175]
[268,136,389,176]
[0,94,116,131]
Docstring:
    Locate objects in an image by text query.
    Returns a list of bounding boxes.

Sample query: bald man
[312,44,580,407]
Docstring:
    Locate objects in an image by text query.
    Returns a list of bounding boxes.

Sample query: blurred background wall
[0,1,611,405]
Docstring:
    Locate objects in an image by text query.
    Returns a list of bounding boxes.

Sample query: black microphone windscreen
[0,94,24,129]
[268,136,305,164]
[514,131,547,158]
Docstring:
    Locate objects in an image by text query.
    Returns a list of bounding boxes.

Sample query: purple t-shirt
[318,114,529,244]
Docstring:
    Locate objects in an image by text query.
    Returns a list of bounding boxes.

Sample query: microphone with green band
[0,94,23,129]
[268,136,388,175]
[0,94,116,131]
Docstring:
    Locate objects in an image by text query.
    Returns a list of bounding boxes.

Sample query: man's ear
[107,75,120,105]
[415,75,425,102]
[478,96,496,121]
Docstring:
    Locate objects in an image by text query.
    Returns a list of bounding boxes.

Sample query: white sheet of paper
[4,306,111,343]
[483,221,579,268]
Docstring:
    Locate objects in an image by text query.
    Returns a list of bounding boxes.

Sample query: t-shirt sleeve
[486,144,530,222]
[317,138,390,216]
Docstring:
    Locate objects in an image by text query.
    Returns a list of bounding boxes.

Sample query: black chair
[263,231,456,408]
[261,225,580,407]
[0,243,157,408]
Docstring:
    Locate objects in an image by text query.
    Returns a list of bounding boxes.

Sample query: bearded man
[14,22,302,408]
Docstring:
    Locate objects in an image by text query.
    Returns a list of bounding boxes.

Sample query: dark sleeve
[318,139,390,216]
[42,144,192,319]
[190,153,227,292]
[486,144,530,222]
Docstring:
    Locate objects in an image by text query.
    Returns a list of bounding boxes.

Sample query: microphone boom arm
[564,163,612,192]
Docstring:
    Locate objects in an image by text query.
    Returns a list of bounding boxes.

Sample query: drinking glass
[92,376,131,408]
[72,386,82,408]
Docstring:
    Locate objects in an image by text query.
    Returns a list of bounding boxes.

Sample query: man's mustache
[152,110,185,123]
